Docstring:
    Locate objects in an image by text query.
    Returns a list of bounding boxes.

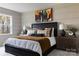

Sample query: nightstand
[56,35,79,53]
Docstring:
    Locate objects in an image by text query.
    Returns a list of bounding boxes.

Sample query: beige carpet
[48,49,79,56]
[0,47,79,56]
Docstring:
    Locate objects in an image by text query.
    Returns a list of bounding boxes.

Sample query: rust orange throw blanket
[16,36,51,53]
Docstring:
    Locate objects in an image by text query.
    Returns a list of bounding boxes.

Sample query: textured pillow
[37,28,52,37]
[26,29,37,36]
[45,28,52,37]
[37,29,46,34]
[51,28,54,37]
[21,30,27,34]
[30,34,45,37]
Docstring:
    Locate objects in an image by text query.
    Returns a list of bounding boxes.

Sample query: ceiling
[0,3,57,13]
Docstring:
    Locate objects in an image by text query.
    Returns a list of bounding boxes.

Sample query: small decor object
[68,31,73,36]
[35,10,42,22]
[35,8,53,22]
[67,25,78,37]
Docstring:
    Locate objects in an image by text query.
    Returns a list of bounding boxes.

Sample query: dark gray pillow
[21,30,27,34]
[30,34,45,37]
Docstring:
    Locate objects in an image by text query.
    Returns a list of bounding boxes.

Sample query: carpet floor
[0,47,79,56]
[48,49,79,56]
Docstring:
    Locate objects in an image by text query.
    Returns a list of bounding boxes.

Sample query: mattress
[5,37,56,55]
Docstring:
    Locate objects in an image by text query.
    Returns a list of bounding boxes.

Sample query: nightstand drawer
[56,36,79,53]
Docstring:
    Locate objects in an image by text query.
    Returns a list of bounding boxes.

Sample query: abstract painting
[35,8,53,22]
[42,8,53,22]
[35,10,42,22]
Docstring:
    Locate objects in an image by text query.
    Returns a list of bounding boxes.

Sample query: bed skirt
[5,44,56,56]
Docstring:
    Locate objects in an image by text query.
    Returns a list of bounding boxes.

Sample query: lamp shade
[23,25,26,30]
[59,23,64,30]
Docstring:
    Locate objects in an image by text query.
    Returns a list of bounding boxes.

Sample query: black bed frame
[5,22,58,56]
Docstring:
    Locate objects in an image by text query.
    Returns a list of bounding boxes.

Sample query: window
[0,14,12,34]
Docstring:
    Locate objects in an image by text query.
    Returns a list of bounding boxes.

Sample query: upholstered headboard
[31,22,58,37]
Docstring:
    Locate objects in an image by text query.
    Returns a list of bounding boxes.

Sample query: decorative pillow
[26,29,37,36]
[37,28,52,37]
[51,28,54,37]
[30,34,45,37]
[21,29,27,34]
[37,29,46,34]
[45,28,52,37]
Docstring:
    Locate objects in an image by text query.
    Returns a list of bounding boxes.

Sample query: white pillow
[27,29,36,36]
[37,29,49,37]
[37,29,46,34]
[51,28,54,37]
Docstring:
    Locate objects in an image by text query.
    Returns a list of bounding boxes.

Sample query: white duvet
[5,37,56,56]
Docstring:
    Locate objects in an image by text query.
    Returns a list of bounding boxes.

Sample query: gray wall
[0,7,22,44]
[22,11,35,27]
[22,4,79,28]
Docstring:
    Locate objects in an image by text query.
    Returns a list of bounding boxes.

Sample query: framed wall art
[35,10,42,22]
[42,8,53,22]
[35,8,53,22]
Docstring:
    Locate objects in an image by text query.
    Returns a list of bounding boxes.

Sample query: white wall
[22,11,35,27]
[0,7,22,44]
[22,4,79,28]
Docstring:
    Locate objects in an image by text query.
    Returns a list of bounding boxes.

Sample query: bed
[5,22,58,56]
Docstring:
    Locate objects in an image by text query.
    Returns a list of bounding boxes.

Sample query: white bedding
[48,37,56,46]
[5,37,56,56]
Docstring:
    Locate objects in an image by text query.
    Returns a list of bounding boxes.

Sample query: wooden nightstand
[56,35,79,53]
